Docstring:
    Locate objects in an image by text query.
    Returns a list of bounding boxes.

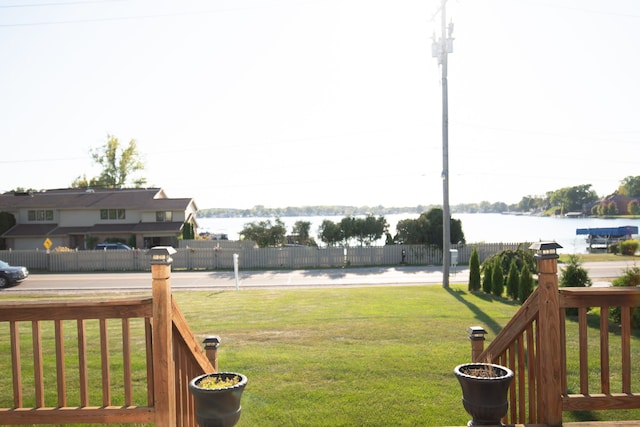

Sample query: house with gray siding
[0,188,197,250]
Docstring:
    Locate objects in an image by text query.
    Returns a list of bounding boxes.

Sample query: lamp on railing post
[529,241,563,427]
[150,246,177,427]
[467,326,487,363]
[203,336,221,372]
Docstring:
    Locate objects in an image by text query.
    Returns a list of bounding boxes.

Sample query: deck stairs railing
[0,257,215,426]
[474,254,640,426]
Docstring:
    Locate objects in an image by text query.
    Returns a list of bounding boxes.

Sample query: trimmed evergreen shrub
[468,247,481,292]
[482,264,493,294]
[506,260,519,300]
[518,263,533,304]
[491,259,504,297]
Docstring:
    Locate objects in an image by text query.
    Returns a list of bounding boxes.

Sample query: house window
[28,210,54,221]
[156,211,173,222]
[100,209,126,220]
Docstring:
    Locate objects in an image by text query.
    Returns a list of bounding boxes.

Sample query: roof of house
[0,188,196,211]
[3,222,185,238]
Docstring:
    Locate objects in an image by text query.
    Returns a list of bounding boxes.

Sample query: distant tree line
[456,176,640,215]
[199,176,640,218]
[199,204,436,219]
[237,208,464,249]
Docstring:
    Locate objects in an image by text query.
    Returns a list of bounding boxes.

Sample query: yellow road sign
[43,238,52,249]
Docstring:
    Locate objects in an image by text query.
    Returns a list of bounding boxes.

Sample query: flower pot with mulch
[454,363,514,426]
[189,372,248,427]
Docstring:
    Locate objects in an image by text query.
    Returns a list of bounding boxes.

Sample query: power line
[0,0,125,8]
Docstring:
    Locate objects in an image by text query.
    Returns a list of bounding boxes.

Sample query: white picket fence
[0,242,526,272]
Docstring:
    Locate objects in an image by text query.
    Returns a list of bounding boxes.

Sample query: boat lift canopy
[576,226,638,237]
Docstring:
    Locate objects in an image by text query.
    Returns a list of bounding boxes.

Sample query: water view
[197,213,640,254]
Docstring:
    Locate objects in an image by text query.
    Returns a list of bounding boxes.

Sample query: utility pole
[431,0,454,288]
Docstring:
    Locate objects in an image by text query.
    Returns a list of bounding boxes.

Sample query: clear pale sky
[1,0,638,209]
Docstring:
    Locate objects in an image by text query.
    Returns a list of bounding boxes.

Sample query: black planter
[189,372,248,427]
[454,363,514,426]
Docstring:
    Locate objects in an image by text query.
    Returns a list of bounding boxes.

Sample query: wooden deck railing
[476,255,640,427]
[0,259,214,426]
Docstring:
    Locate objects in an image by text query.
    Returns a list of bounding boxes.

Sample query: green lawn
[1,285,639,426]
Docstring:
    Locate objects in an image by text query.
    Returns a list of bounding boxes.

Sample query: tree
[506,260,519,300]
[318,220,343,247]
[354,215,388,246]
[618,175,640,198]
[72,135,146,188]
[392,208,464,249]
[182,222,195,240]
[0,211,16,250]
[628,200,640,216]
[518,263,534,304]
[468,247,481,291]
[491,259,504,297]
[548,184,598,213]
[340,217,357,246]
[239,218,286,247]
[292,221,311,245]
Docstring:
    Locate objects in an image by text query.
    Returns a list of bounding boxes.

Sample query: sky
[1,0,639,210]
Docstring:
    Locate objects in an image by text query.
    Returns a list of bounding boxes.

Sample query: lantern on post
[203,336,221,372]
[529,241,562,260]
[467,326,487,363]
[150,246,177,265]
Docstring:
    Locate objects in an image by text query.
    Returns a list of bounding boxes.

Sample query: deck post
[530,242,563,427]
[151,246,177,427]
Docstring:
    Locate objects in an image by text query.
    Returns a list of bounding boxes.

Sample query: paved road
[2,261,635,294]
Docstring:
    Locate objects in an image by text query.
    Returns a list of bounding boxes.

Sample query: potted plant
[454,363,514,426]
[189,372,248,427]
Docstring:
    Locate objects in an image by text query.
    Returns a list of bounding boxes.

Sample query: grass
[1,285,640,426]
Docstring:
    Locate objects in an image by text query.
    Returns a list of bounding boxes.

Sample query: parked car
[0,260,29,288]
[95,243,132,250]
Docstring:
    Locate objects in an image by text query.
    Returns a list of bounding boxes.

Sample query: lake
[196,213,640,254]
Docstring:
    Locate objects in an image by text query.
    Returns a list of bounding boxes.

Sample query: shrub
[482,264,492,294]
[491,259,504,297]
[506,260,519,300]
[468,247,481,292]
[559,254,592,288]
[560,254,592,316]
[609,265,640,328]
[619,239,639,256]
[612,264,640,287]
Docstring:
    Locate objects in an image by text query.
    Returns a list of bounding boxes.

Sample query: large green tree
[355,215,388,246]
[393,208,464,249]
[548,184,598,213]
[72,135,146,189]
[618,176,640,198]
[239,218,286,247]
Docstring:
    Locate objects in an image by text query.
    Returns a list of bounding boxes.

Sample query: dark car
[95,243,132,250]
[0,260,29,288]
